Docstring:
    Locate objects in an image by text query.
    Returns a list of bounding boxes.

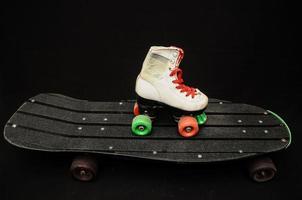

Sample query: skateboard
[3,93,291,182]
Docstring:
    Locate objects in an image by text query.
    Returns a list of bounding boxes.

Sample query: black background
[1,0,301,199]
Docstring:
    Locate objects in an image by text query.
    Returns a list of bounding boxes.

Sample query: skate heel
[135,96,163,119]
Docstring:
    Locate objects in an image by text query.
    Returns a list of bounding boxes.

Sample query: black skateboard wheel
[70,155,98,181]
[248,157,277,182]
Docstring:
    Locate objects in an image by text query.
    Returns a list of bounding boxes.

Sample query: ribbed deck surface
[4,93,290,162]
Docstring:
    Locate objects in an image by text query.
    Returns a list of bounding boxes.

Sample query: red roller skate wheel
[133,102,140,116]
[178,116,199,138]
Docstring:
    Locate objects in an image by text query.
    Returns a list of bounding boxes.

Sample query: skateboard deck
[4,93,291,163]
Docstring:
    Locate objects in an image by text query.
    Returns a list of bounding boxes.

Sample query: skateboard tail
[267,110,292,148]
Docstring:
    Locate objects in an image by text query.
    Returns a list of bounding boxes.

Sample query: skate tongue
[176,57,182,67]
[172,47,184,67]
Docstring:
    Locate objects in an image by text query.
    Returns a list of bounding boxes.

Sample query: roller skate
[131,46,208,137]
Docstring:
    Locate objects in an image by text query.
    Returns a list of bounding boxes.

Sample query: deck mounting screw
[109,146,113,150]
[12,124,17,128]
[281,138,287,143]
[219,102,223,105]
[264,130,269,133]
[101,127,105,131]
[30,99,35,103]
[242,129,246,133]
[119,102,123,105]
[78,127,82,130]
[264,112,268,115]
[238,150,243,153]
[104,118,108,121]
[237,120,242,123]
[82,117,86,121]
[259,120,263,124]
[198,154,202,158]
[152,151,157,155]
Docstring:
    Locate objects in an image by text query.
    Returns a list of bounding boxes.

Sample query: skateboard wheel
[178,116,199,138]
[70,155,98,182]
[133,102,140,116]
[248,157,277,182]
[131,115,152,136]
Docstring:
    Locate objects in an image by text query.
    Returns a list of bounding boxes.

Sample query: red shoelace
[169,68,197,98]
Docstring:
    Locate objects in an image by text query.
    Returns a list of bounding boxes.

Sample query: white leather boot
[135,46,208,112]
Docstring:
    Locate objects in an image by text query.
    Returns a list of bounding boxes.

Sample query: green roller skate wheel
[131,115,152,136]
[196,112,207,125]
